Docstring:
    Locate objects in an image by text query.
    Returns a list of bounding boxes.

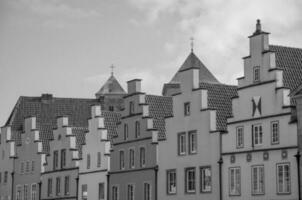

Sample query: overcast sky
[1,0,302,126]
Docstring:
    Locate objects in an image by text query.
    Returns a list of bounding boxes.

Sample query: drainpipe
[218,158,223,200]
[11,171,15,200]
[38,181,42,200]
[107,173,110,200]
[154,165,158,200]
[75,176,79,200]
[295,151,301,200]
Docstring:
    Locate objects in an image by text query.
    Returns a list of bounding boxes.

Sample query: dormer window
[253,66,260,82]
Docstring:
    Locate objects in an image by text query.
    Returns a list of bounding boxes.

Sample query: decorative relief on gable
[252,96,261,117]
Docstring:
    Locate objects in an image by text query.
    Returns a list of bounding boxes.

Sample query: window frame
[97,152,101,168]
[64,176,70,196]
[127,184,135,200]
[185,167,196,194]
[166,169,177,195]
[276,163,291,195]
[271,121,280,145]
[119,150,125,170]
[61,149,66,169]
[24,184,29,200]
[139,147,146,167]
[16,185,22,200]
[112,185,119,200]
[135,121,140,138]
[200,166,212,193]
[188,130,197,154]
[177,132,186,156]
[98,182,105,200]
[184,102,190,116]
[47,178,52,197]
[31,183,37,200]
[129,101,134,115]
[124,124,128,140]
[251,165,265,195]
[143,182,151,200]
[252,124,263,146]
[236,126,244,149]
[56,176,61,196]
[229,167,241,196]
[82,184,88,200]
[129,148,135,169]
[87,154,91,169]
[53,150,59,170]
[253,66,260,82]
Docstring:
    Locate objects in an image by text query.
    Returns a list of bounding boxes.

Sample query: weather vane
[110,64,115,76]
[190,37,194,52]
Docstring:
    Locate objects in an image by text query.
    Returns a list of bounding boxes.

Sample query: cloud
[127,0,302,84]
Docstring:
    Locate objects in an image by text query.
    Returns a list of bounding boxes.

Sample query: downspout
[154,165,158,200]
[75,176,79,200]
[11,171,14,200]
[295,151,301,200]
[38,181,42,200]
[218,158,223,200]
[106,173,110,200]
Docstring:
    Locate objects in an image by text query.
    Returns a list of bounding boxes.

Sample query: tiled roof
[145,95,173,140]
[170,52,219,84]
[95,75,126,97]
[73,127,88,158]
[199,82,238,131]
[5,95,102,154]
[102,111,121,139]
[270,45,302,92]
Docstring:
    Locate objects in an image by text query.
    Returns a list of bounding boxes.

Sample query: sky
[1,0,302,126]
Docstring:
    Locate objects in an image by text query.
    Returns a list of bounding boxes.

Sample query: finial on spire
[190,37,194,52]
[110,64,115,76]
[256,19,262,33]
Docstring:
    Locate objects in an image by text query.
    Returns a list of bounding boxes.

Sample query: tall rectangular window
[31,161,35,172]
[4,171,7,183]
[53,150,59,170]
[98,183,105,200]
[251,165,264,195]
[127,184,134,200]
[97,152,101,168]
[229,167,240,196]
[271,121,279,144]
[24,185,28,200]
[47,178,52,197]
[253,124,263,146]
[139,147,146,167]
[200,166,212,193]
[167,169,176,194]
[16,185,22,200]
[112,186,118,200]
[119,150,125,170]
[185,167,196,193]
[184,102,190,116]
[61,149,66,168]
[253,66,260,82]
[56,177,61,196]
[124,124,128,140]
[87,154,91,169]
[64,176,69,195]
[129,149,135,169]
[82,184,88,200]
[236,126,244,148]
[0,172,2,183]
[31,184,37,200]
[21,162,24,174]
[177,133,186,155]
[26,161,30,173]
[129,101,134,114]
[144,183,151,200]
[135,121,140,138]
[188,131,197,154]
[277,163,290,194]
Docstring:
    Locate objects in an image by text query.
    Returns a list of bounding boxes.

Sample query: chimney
[127,79,142,94]
[255,19,262,34]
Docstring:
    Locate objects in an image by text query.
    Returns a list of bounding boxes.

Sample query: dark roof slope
[270,45,302,92]
[95,75,126,96]
[199,82,238,131]
[145,95,173,140]
[102,111,121,139]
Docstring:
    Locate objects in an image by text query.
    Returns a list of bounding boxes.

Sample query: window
[119,151,125,170]
[98,183,105,200]
[4,171,7,183]
[53,150,59,170]
[31,161,35,172]
[184,102,190,116]
[124,124,128,140]
[112,186,118,200]
[82,184,88,200]
[188,131,197,154]
[144,183,151,200]
[236,126,244,148]
[47,178,52,196]
[61,149,66,168]
[271,121,279,144]
[109,106,114,111]
[26,161,30,173]
[31,184,37,200]
[167,169,176,194]
[129,149,135,169]
[200,166,212,193]
[97,152,101,168]
[56,177,61,196]
[64,176,70,195]
[139,147,146,167]
[185,167,196,193]
[0,172,1,183]
[251,165,264,195]
[24,185,28,200]
[177,133,186,155]
[87,154,91,169]
[127,184,134,200]
[21,162,24,174]
[135,121,140,138]
[253,124,263,146]
[229,167,240,196]
[253,66,260,82]
[129,101,134,114]
[16,185,22,200]
[277,163,290,194]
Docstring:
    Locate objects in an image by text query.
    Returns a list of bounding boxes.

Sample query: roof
[270,45,302,92]
[102,110,121,139]
[95,75,126,97]
[170,52,219,84]
[199,82,238,131]
[145,95,173,140]
[5,95,102,153]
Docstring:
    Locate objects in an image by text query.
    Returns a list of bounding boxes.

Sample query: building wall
[158,69,221,200]
[295,94,302,198]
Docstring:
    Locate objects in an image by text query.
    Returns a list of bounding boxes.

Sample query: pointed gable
[95,75,126,97]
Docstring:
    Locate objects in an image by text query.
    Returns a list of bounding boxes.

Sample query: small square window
[184,102,190,116]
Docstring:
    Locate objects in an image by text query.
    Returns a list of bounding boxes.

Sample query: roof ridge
[270,44,302,51]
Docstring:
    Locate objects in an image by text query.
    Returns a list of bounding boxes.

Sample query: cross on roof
[110,64,115,76]
[190,37,194,52]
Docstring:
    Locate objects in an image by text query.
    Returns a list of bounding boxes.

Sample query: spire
[190,37,194,53]
[110,64,115,76]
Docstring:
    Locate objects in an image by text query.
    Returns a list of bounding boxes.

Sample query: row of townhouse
[1,20,302,200]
